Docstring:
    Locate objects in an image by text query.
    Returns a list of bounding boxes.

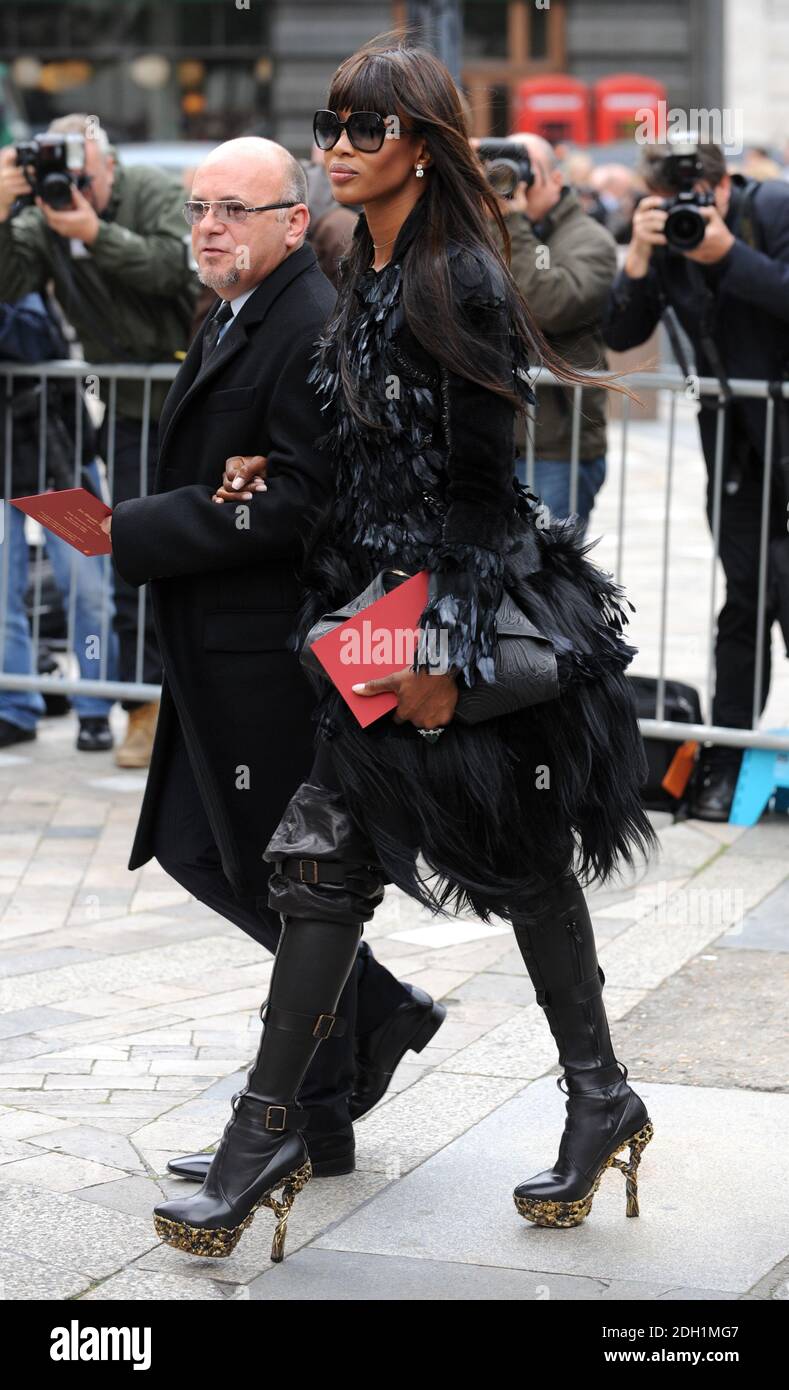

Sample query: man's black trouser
[706,440,785,735]
[101,415,162,710]
[151,717,410,1132]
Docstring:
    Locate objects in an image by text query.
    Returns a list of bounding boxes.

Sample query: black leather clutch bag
[300,568,559,724]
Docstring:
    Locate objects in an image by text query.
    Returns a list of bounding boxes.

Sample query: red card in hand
[10,487,112,556]
[310,570,430,727]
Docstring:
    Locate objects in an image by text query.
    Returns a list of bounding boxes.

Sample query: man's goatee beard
[198,265,241,291]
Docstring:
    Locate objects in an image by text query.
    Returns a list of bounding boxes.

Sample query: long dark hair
[325,35,627,424]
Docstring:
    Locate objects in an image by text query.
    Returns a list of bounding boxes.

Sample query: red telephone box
[514,75,591,146]
[593,74,667,144]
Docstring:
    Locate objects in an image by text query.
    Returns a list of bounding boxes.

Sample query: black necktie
[201,300,233,366]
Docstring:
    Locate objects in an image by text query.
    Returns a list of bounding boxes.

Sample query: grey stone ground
[0,405,787,1301]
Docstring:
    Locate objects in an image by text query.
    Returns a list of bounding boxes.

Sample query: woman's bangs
[327,53,401,121]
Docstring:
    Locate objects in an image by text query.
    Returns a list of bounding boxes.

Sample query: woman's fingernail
[351,683,366,693]
[232,477,244,489]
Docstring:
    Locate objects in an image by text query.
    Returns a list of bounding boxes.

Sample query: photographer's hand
[36,187,100,245]
[683,205,736,265]
[626,195,668,278]
[0,147,32,222]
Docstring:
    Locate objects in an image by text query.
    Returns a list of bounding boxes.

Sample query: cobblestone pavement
[0,407,787,1301]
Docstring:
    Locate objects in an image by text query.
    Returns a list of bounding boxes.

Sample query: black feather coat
[294,201,658,920]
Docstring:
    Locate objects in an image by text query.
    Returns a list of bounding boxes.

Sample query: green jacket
[500,188,617,462]
[0,162,199,421]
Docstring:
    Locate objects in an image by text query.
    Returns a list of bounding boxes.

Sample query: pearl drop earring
[415,163,424,178]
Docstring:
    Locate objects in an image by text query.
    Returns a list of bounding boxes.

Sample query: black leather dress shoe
[0,718,36,748]
[688,751,741,822]
[349,983,447,1121]
[77,716,114,752]
[167,1122,355,1182]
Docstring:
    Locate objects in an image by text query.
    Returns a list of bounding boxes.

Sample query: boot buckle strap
[539,967,604,1011]
[558,1062,623,1095]
[266,1104,288,1131]
[280,857,349,885]
[313,1013,336,1039]
[264,1004,347,1038]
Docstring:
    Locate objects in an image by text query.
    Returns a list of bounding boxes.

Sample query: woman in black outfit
[154,38,659,1262]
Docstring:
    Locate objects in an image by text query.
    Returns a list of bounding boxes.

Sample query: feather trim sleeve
[414,246,532,686]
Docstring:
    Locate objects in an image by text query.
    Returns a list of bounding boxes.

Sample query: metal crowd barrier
[1,359,788,754]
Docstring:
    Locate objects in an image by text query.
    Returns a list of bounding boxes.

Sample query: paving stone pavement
[0,407,787,1301]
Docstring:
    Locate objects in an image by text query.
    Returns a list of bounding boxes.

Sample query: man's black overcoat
[111,243,336,896]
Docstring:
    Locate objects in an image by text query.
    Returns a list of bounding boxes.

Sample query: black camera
[478,139,535,200]
[655,144,714,251]
[14,133,91,210]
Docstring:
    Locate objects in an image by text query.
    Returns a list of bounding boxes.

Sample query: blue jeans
[515,456,607,534]
[0,462,119,729]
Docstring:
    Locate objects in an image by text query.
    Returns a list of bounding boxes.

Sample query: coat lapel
[156,245,319,474]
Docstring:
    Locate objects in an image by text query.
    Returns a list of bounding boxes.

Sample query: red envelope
[310,570,431,727]
[10,487,112,556]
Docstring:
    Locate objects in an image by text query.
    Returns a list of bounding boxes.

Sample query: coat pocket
[204,385,257,412]
[203,609,297,651]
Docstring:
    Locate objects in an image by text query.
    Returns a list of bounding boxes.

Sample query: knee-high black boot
[153,914,362,1262]
[510,870,654,1229]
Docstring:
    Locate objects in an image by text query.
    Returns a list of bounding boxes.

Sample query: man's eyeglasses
[313,109,397,153]
[183,200,298,226]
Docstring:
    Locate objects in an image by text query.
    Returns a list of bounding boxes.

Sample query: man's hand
[99,515,112,540]
[0,146,32,222]
[625,194,668,278]
[683,205,736,265]
[212,454,268,503]
[36,186,100,245]
[351,668,458,728]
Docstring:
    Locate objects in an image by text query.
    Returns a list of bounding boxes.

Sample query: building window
[463,2,509,60]
[459,0,567,139]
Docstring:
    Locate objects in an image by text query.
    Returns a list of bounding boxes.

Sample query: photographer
[603,141,789,819]
[0,114,199,768]
[483,134,618,533]
[0,292,120,752]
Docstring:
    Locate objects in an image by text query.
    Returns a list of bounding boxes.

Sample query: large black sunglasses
[313,109,393,153]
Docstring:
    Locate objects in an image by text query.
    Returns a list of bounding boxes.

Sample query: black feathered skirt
[274,487,659,924]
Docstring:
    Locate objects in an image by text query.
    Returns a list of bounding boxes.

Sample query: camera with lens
[478,139,535,200]
[655,143,714,251]
[14,133,90,210]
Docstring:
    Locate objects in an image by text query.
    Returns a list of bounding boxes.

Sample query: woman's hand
[351,668,458,728]
[212,454,268,503]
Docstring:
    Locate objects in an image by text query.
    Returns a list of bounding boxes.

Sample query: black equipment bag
[627,675,702,810]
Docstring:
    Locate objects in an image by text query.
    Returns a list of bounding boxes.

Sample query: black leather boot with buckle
[153,914,363,1262]
[510,870,654,1229]
[165,993,355,1184]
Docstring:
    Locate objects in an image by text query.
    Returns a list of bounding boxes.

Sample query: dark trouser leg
[707,446,781,736]
[692,445,783,816]
[508,867,652,1225]
[102,416,161,709]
